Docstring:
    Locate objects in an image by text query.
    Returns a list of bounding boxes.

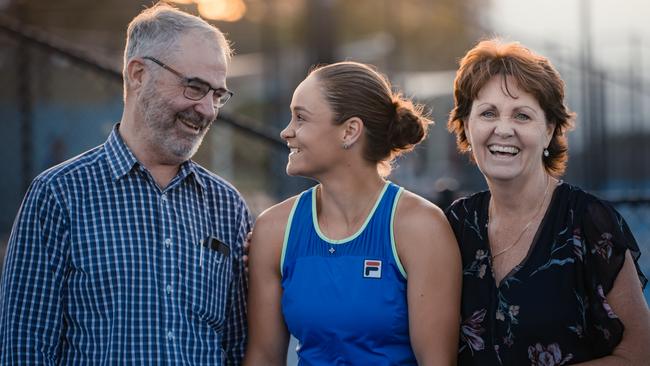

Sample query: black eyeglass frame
[143,56,233,108]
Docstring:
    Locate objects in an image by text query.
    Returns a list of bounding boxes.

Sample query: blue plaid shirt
[0,125,251,365]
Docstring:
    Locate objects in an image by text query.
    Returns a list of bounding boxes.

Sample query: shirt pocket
[182,236,233,330]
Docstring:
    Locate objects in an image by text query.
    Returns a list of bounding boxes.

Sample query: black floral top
[445,182,647,365]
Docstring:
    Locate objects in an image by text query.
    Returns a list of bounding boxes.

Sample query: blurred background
[0,0,648,360]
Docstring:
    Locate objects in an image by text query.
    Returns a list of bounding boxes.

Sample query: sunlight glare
[197,0,247,22]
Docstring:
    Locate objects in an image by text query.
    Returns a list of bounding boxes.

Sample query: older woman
[446,39,650,365]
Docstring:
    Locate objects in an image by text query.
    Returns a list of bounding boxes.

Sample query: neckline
[486,181,564,288]
[311,181,390,245]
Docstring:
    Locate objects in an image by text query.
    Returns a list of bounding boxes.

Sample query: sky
[488,0,650,72]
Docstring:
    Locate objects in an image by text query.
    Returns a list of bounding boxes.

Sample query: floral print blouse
[445,182,647,365]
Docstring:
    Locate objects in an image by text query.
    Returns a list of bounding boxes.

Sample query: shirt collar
[178,159,206,189]
[104,123,206,189]
[105,123,139,181]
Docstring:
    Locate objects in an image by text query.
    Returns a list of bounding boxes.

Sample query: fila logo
[363,260,382,279]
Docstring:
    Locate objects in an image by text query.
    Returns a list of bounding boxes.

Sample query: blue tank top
[281,181,416,365]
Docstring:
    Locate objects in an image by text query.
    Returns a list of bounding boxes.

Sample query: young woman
[244,61,461,365]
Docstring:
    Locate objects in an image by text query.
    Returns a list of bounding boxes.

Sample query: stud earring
[467,145,472,152]
[342,142,350,150]
[543,148,549,157]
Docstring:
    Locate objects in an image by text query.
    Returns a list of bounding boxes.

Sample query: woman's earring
[543,148,549,157]
[342,142,350,150]
[467,145,472,152]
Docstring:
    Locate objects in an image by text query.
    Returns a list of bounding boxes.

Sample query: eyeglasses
[143,56,233,109]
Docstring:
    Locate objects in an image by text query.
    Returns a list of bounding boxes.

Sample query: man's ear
[126,58,146,91]
[341,117,364,148]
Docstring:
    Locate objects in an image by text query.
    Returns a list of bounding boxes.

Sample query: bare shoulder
[394,190,449,234]
[250,195,300,260]
[254,195,300,235]
[393,190,459,269]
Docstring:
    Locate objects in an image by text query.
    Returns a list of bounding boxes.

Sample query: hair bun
[387,97,432,152]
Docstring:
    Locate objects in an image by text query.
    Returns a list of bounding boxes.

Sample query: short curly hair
[447,39,576,177]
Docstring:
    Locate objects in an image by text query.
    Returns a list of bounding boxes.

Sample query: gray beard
[138,85,214,163]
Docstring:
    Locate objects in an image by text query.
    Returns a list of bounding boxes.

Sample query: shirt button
[166,284,172,295]
[164,238,172,248]
[167,331,174,341]
[161,194,167,203]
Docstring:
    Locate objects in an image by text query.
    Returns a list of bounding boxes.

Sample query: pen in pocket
[200,239,204,268]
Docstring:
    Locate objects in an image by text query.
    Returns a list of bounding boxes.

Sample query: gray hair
[122,3,232,88]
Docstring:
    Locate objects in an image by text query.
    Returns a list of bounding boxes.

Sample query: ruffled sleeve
[583,199,647,293]
[581,197,647,352]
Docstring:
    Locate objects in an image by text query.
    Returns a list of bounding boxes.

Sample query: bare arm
[243,199,295,366]
[394,191,462,366]
[574,251,650,366]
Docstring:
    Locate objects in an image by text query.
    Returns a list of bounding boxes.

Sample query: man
[0,3,250,364]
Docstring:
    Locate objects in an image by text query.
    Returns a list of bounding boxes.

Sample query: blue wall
[1,100,122,236]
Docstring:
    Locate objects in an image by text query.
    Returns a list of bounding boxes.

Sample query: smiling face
[466,75,554,183]
[136,31,227,164]
[280,74,345,178]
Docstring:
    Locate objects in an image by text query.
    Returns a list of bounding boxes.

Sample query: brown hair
[310,61,432,175]
[447,39,576,177]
